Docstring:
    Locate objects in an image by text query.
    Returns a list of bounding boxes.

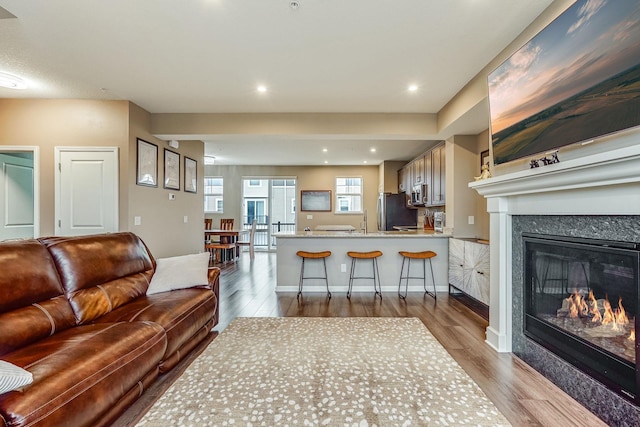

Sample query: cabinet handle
[477,271,484,275]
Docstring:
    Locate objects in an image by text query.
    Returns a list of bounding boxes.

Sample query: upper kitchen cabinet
[412,155,425,185]
[398,163,412,194]
[430,143,445,206]
[397,142,446,207]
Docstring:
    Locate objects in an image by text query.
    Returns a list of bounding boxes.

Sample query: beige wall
[0,99,130,236]
[152,113,438,139]
[438,0,574,142]
[205,164,382,233]
[128,104,205,258]
[0,99,204,258]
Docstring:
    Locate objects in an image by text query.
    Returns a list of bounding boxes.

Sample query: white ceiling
[0,0,554,165]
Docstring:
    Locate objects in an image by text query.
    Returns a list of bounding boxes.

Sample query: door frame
[54,146,119,236]
[0,146,40,238]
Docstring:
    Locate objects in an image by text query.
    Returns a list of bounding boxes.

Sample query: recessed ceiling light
[324,160,328,164]
[363,160,368,164]
[322,148,328,152]
[257,85,267,93]
[0,71,27,89]
[290,1,300,10]
[408,84,418,92]
[370,148,376,153]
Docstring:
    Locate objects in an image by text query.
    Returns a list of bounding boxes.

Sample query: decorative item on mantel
[530,150,560,168]
[475,149,492,181]
[474,163,492,181]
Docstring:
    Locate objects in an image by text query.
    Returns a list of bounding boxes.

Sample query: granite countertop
[274,230,452,238]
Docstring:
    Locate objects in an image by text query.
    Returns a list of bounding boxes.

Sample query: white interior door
[0,153,34,240]
[56,147,118,236]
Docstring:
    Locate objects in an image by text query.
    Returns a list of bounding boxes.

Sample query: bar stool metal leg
[297,257,306,300]
[347,257,356,299]
[322,257,332,299]
[398,257,410,299]
[373,257,382,298]
[426,258,437,299]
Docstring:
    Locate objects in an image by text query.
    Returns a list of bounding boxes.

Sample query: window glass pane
[335,177,363,213]
[204,177,223,213]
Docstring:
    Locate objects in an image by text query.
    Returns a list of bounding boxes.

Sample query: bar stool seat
[296,250,332,299]
[346,250,383,299]
[398,250,437,300]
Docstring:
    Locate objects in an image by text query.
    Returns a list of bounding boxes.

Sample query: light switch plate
[307,214,313,220]
[134,216,141,226]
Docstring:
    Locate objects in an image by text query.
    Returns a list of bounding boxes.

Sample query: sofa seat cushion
[0,322,166,427]
[95,288,216,366]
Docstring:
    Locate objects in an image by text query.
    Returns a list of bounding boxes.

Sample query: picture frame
[136,138,158,187]
[184,156,197,193]
[480,149,490,170]
[164,149,180,190]
[300,190,332,212]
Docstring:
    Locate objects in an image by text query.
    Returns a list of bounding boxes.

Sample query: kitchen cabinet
[398,164,412,193]
[448,238,489,305]
[413,155,425,185]
[397,141,446,206]
[430,143,445,206]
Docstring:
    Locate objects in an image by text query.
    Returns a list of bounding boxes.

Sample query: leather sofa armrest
[207,267,221,302]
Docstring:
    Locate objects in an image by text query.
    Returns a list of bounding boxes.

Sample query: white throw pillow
[147,252,210,295]
[0,360,33,394]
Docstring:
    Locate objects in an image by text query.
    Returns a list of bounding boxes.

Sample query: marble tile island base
[275,231,450,294]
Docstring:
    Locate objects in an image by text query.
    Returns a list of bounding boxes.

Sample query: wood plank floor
[214,252,607,427]
[116,251,607,426]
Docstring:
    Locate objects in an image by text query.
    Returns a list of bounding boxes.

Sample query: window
[204,177,223,213]
[335,177,362,213]
[291,198,296,213]
[248,179,261,187]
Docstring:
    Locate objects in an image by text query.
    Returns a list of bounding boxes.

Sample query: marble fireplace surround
[470,144,640,424]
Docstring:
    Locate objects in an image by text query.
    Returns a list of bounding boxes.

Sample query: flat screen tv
[488,0,640,165]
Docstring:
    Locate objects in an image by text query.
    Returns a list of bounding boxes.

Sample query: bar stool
[346,251,383,299]
[398,251,437,300]
[296,250,332,299]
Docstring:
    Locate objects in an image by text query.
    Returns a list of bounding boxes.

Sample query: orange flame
[629,330,636,342]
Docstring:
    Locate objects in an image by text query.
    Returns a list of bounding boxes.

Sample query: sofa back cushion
[0,240,76,357]
[41,232,155,324]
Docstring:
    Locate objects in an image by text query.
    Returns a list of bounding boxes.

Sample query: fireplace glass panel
[523,233,639,402]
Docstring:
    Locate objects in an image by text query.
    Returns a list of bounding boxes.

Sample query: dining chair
[236,219,257,259]
[220,218,234,230]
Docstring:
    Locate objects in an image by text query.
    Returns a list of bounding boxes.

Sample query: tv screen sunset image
[488,0,640,164]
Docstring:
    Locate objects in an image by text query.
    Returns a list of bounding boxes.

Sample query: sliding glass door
[242,177,296,250]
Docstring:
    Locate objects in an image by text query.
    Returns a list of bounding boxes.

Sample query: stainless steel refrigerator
[377,192,417,231]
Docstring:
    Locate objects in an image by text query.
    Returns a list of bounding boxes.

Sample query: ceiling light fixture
[322,148,328,152]
[204,155,216,165]
[408,84,418,92]
[257,85,267,93]
[370,148,376,153]
[324,160,328,164]
[290,1,300,10]
[0,71,27,89]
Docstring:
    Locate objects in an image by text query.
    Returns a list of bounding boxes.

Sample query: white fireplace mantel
[469,144,640,352]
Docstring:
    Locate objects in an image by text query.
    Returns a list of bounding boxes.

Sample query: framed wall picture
[164,149,180,190]
[300,190,332,212]
[184,156,197,193]
[136,138,158,187]
[480,150,490,170]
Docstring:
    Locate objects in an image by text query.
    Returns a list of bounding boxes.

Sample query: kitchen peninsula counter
[275,230,451,294]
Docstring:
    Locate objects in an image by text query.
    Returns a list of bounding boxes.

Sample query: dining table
[204,229,249,262]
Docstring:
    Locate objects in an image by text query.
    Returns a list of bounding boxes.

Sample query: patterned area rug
[137,317,510,426]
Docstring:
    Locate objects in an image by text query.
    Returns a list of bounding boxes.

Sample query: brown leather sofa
[0,232,219,427]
